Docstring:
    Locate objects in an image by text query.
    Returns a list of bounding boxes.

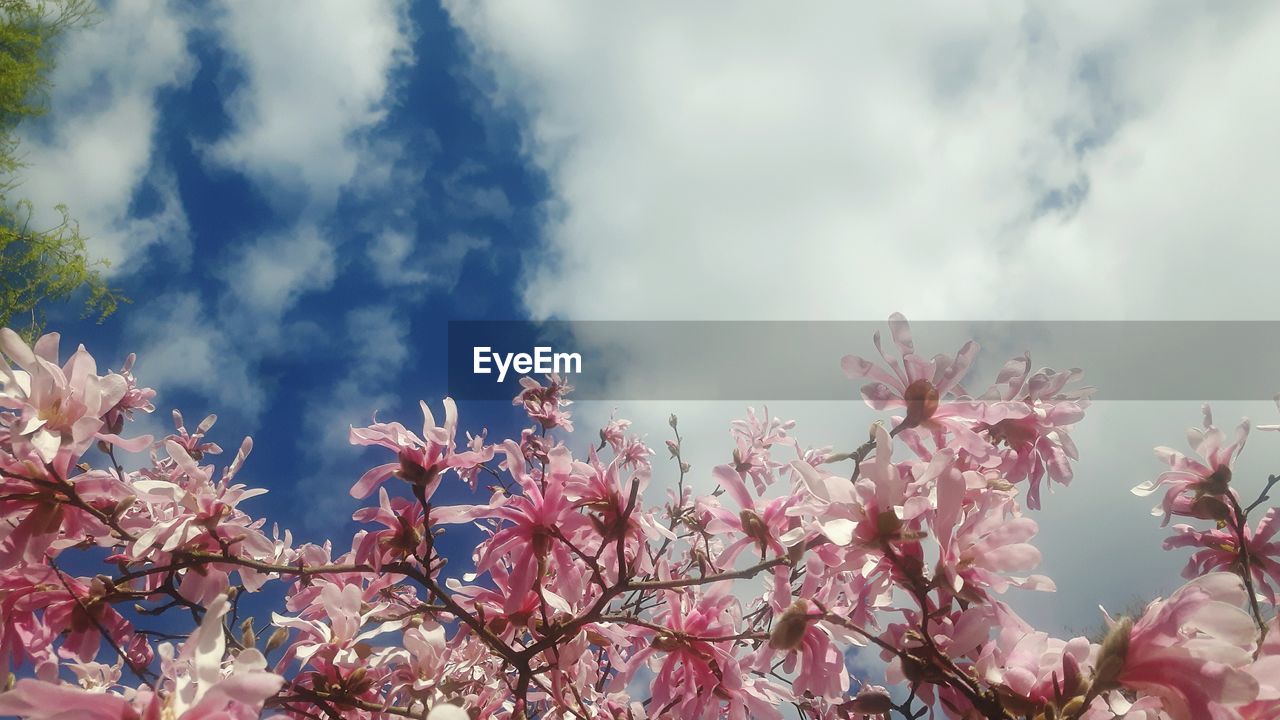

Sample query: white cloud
[18,0,194,271]
[207,0,415,204]
[445,0,1280,639]
[125,292,263,422]
[369,230,492,291]
[446,1,1279,321]
[221,224,336,322]
[106,2,421,455]
[196,0,418,358]
[444,161,513,221]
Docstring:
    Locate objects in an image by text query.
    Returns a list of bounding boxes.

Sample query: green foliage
[0,0,122,340]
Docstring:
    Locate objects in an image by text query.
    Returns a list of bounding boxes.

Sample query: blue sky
[17,0,1280,637]
[23,1,546,546]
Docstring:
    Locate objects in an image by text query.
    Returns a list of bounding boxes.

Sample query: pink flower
[964,604,1092,712]
[0,329,142,463]
[352,487,429,569]
[622,584,785,720]
[784,424,931,549]
[1,566,150,669]
[842,314,989,456]
[1164,507,1280,603]
[754,596,847,703]
[728,407,795,493]
[469,442,586,614]
[1134,405,1249,525]
[0,679,140,720]
[348,397,494,499]
[700,464,792,567]
[972,356,1090,509]
[0,594,282,720]
[1239,616,1280,720]
[933,483,1055,597]
[1103,573,1260,720]
[514,374,574,431]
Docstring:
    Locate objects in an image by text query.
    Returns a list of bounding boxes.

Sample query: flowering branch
[0,319,1276,720]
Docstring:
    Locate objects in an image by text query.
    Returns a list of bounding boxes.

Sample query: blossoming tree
[0,316,1277,719]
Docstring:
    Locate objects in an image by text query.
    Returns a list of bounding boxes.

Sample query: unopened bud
[668,414,678,429]
[1093,616,1133,690]
[112,495,136,518]
[1059,696,1086,717]
[739,509,768,545]
[845,685,892,714]
[265,627,289,653]
[769,599,811,651]
[240,618,256,647]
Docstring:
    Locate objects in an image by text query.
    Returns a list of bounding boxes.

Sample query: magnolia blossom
[1096,574,1260,720]
[348,397,494,500]
[1134,405,1250,524]
[0,594,282,719]
[1165,508,1280,603]
[0,319,1275,720]
[841,313,989,456]
[972,356,1090,509]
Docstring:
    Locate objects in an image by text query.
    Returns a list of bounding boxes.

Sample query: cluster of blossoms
[0,316,1276,719]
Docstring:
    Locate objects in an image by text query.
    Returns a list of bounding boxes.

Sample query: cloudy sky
[20,0,1280,637]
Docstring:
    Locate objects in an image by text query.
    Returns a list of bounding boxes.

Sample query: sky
[17,0,1280,642]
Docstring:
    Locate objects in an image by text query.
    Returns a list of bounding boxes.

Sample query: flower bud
[1059,696,1086,717]
[668,414,678,429]
[1093,616,1132,690]
[112,495,136,518]
[240,617,255,647]
[265,627,290,654]
[769,599,811,651]
[845,685,892,714]
[739,509,768,545]
[346,666,372,693]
